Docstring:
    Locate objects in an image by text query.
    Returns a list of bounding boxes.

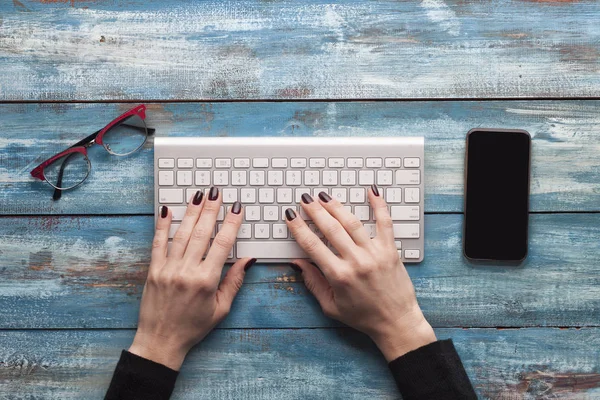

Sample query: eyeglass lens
[44,152,91,190]
[102,114,148,156]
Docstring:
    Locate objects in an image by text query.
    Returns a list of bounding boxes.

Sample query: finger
[316,191,371,248]
[301,193,357,258]
[292,259,337,318]
[168,190,205,259]
[204,201,243,276]
[285,206,339,278]
[369,184,395,246]
[185,187,221,263]
[151,205,171,266]
[216,257,254,315]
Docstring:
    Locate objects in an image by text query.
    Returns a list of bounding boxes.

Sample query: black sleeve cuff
[105,350,179,400]
[388,339,477,400]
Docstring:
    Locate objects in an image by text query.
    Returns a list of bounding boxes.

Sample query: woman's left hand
[129,189,255,370]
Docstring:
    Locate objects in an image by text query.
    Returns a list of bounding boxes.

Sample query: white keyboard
[154,137,424,263]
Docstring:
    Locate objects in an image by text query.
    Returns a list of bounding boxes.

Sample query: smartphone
[463,128,531,262]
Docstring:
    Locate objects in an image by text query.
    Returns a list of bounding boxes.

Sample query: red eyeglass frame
[30,105,154,199]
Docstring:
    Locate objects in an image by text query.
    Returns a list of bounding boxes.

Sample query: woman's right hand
[286,186,436,361]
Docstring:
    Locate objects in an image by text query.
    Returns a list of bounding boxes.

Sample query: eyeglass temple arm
[52,152,80,201]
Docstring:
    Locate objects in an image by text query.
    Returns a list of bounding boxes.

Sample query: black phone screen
[464,130,531,261]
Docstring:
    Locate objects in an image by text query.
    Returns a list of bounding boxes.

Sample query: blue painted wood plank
[0,328,598,399]
[0,0,599,100]
[1,101,599,214]
[1,214,598,329]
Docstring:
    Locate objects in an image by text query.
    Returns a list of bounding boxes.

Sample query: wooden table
[1,1,599,398]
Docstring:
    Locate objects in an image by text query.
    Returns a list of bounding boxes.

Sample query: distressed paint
[0,328,598,399]
[1,101,599,215]
[0,214,598,329]
[0,0,599,100]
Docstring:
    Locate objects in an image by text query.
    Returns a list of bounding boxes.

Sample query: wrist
[370,311,437,362]
[128,332,188,371]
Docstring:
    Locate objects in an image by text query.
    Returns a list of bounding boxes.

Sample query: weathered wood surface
[0,328,598,399]
[1,213,598,329]
[2,101,599,215]
[1,1,600,101]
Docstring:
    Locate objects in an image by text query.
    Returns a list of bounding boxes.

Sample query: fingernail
[192,190,203,205]
[232,201,242,215]
[160,206,168,218]
[285,208,297,221]
[209,187,219,201]
[244,258,257,272]
[318,191,331,203]
[301,193,313,204]
[371,184,380,197]
[291,264,302,273]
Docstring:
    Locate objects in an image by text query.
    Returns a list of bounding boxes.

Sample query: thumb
[217,258,255,311]
[293,259,337,318]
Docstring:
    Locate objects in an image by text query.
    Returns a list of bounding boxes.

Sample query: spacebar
[237,241,308,259]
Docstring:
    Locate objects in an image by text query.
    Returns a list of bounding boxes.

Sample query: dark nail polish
[291,264,302,273]
[192,190,203,205]
[244,258,257,272]
[209,187,219,201]
[160,206,168,218]
[285,208,297,221]
[232,201,242,215]
[318,191,331,203]
[301,193,313,204]
[371,184,380,197]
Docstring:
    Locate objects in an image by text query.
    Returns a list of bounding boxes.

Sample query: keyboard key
[186,188,203,202]
[217,206,225,221]
[268,171,284,186]
[168,206,187,221]
[232,171,247,186]
[159,189,183,204]
[366,158,382,168]
[396,170,420,185]
[253,158,269,168]
[215,158,231,168]
[385,158,402,168]
[354,205,370,221]
[158,158,174,168]
[168,223,180,239]
[264,206,279,221]
[255,224,270,239]
[347,158,363,168]
[245,206,261,221]
[341,170,356,186]
[177,171,193,186]
[250,171,265,186]
[385,188,402,203]
[328,158,345,168]
[281,206,297,221]
[222,188,238,203]
[238,224,252,239]
[286,170,302,186]
[234,158,250,168]
[405,188,420,203]
[395,241,402,249]
[240,188,256,203]
[358,170,375,185]
[295,188,309,203]
[331,188,347,203]
[349,188,365,203]
[273,224,288,239]
[310,158,326,168]
[259,188,274,203]
[299,207,310,220]
[213,171,228,186]
[272,158,288,168]
[393,224,420,239]
[404,249,420,259]
[322,170,338,186]
[277,188,293,203]
[404,158,420,168]
[196,158,212,168]
[291,158,307,168]
[237,241,307,259]
[195,171,211,186]
[304,171,320,186]
[391,206,420,221]
[312,187,329,197]
[377,170,393,186]
[158,170,174,186]
[177,158,194,168]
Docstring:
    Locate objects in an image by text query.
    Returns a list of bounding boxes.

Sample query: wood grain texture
[1,213,598,329]
[1,0,599,100]
[2,101,599,215]
[0,328,598,399]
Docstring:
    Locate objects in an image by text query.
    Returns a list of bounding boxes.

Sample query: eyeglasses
[31,105,155,200]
